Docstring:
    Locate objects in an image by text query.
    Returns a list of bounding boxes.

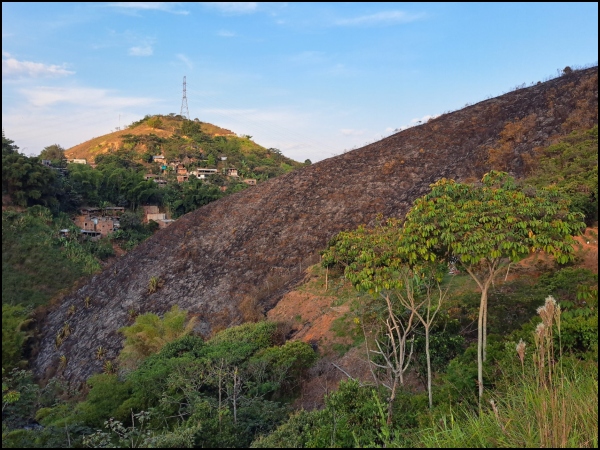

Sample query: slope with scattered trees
[32,66,598,385]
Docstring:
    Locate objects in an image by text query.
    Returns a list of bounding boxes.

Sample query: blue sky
[2,2,598,162]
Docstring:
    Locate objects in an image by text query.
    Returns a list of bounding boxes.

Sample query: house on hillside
[190,168,218,179]
[144,174,157,180]
[154,178,167,188]
[224,168,238,177]
[143,205,167,223]
[152,155,166,163]
[175,164,188,175]
[80,230,102,241]
[95,217,119,236]
[243,179,257,186]
[177,175,189,183]
[68,159,87,165]
[219,155,227,161]
[73,214,119,237]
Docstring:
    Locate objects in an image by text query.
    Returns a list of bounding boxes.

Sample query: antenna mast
[180,76,189,120]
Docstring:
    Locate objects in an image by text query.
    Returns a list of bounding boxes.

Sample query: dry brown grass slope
[64,117,234,161]
[33,67,598,385]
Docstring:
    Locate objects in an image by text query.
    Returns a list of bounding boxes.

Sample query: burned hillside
[33,67,598,385]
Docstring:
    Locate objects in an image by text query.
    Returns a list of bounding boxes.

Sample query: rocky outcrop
[33,68,598,385]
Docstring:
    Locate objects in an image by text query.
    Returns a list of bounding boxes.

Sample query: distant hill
[65,114,304,180]
[34,67,598,385]
[65,116,234,160]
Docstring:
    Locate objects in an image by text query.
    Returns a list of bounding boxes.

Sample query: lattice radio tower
[180,76,189,119]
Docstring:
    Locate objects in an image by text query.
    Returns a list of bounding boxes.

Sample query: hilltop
[33,67,598,385]
[64,114,304,181]
[65,115,234,161]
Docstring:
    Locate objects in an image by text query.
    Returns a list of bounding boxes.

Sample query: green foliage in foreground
[7,321,316,448]
[2,305,30,371]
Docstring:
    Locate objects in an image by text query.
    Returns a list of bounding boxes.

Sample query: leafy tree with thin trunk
[323,218,447,411]
[400,171,585,401]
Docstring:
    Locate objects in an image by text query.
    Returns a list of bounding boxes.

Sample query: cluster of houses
[71,205,174,240]
[150,154,257,185]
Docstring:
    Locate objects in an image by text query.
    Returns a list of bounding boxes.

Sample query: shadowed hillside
[33,67,598,385]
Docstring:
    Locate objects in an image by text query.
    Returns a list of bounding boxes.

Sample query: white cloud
[334,10,425,27]
[340,128,364,136]
[109,2,189,14]
[217,30,236,37]
[129,45,153,56]
[176,53,193,69]
[2,53,74,78]
[20,86,157,109]
[201,2,258,14]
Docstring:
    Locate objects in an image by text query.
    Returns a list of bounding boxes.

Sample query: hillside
[64,116,235,161]
[33,67,598,385]
[64,114,304,181]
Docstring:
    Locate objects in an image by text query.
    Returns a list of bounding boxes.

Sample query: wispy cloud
[340,128,365,136]
[217,30,236,38]
[2,53,74,79]
[334,10,425,27]
[20,86,157,108]
[129,45,153,56]
[176,53,193,69]
[109,2,189,15]
[201,2,258,15]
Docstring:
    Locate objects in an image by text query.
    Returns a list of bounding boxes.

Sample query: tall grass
[412,296,598,448]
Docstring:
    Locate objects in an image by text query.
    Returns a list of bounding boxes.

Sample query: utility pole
[180,76,189,120]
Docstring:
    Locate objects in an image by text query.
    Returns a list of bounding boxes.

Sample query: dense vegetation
[2,122,306,308]
[1,124,597,447]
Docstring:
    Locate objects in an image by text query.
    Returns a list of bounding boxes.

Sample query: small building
[68,159,87,164]
[191,168,218,179]
[176,164,188,175]
[219,155,227,161]
[224,168,238,177]
[80,207,101,216]
[147,213,167,222]
[144,174,157,180]
[177,174,189,183]
[73,215,95,231]
[143,205,160,215]
[95,217,118,236]
[154,178,168,188]
[41,160,52,167]
[80,230,102,241]
[152,155,166,163]
[243,178,257,186]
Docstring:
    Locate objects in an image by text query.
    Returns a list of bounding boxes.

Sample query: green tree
[2,133,58,208]
[39,144,66,167]
[146,116,163,129]
[118,305,197,369]
[400,171,585,400]
[2,305,30,371]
